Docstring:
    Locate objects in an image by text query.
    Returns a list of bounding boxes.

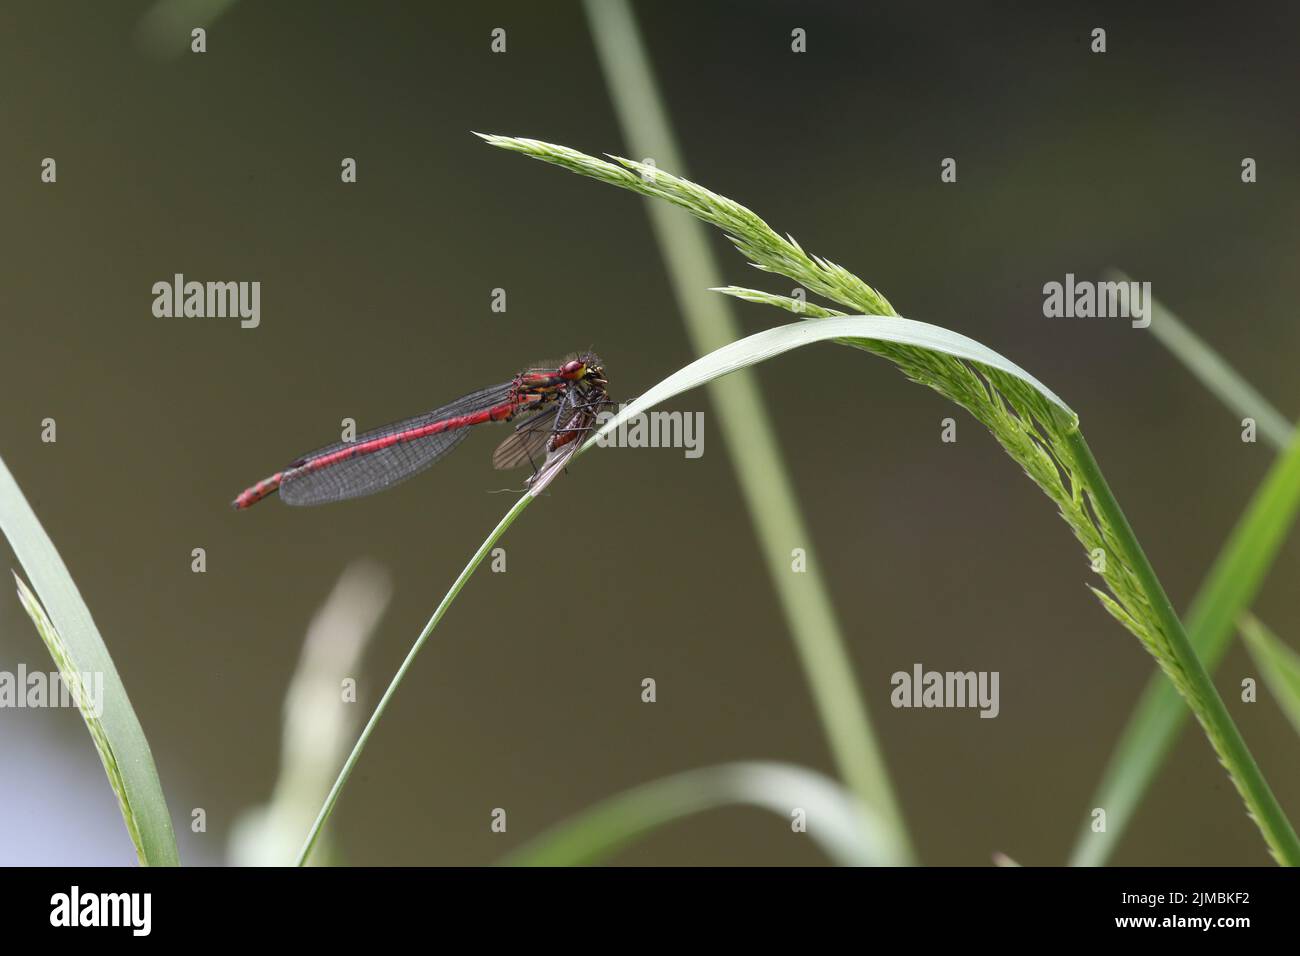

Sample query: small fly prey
[233,353,611,508]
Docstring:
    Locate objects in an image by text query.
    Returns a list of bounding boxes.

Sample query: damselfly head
[576,352,607,386]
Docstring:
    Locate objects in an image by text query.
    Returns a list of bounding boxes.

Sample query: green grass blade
[580,312,1295,863]
[300,303,1300,864]
[584,315,1073,445]
[296,495,534,865]
[1065,430,1300,864]
[576,0,914,860]
[1241,615,1300,739]
[481,133,1300,861]
[503,761,902,866]
[1070,299,1300,866]
[0,457,178,866]
[1071,430,1300,865]
[1108,269,1293,450]
[299,314,1069,865]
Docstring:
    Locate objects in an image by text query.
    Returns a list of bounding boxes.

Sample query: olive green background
[2,1,1298,865]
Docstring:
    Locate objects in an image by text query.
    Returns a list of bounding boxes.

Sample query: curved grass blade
[579,314,1294,864]
[1241,615,1300,739]
[621,326,1298,867]
[0,457,178,866]
[300,310,1299,865]
[1071,429,1300,867]
[488,136,1300,868]
[503,761,901,867]
[1071,292,1300,866]
[297,311,1066,864]
[584,316,1073,447]
[481,134,1297,863]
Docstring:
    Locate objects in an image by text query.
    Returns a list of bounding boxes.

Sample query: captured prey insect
[232,353,612,508]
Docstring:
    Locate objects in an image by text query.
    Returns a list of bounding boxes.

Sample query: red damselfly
[233,353,611,508]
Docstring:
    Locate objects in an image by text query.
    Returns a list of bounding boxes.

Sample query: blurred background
[1,0,1298,865]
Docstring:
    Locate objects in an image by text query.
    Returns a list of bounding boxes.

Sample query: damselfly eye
[560,359,584,376]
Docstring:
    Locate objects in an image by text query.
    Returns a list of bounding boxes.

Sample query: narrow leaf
[488,132,1299,863]
[503,762,902,866]
[1071,290,1300,866]
[0,457,178,865]
[586,315,1074,450]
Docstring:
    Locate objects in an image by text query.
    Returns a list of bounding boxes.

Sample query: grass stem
[1065,431,1300,864]
[295,495,533,866]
